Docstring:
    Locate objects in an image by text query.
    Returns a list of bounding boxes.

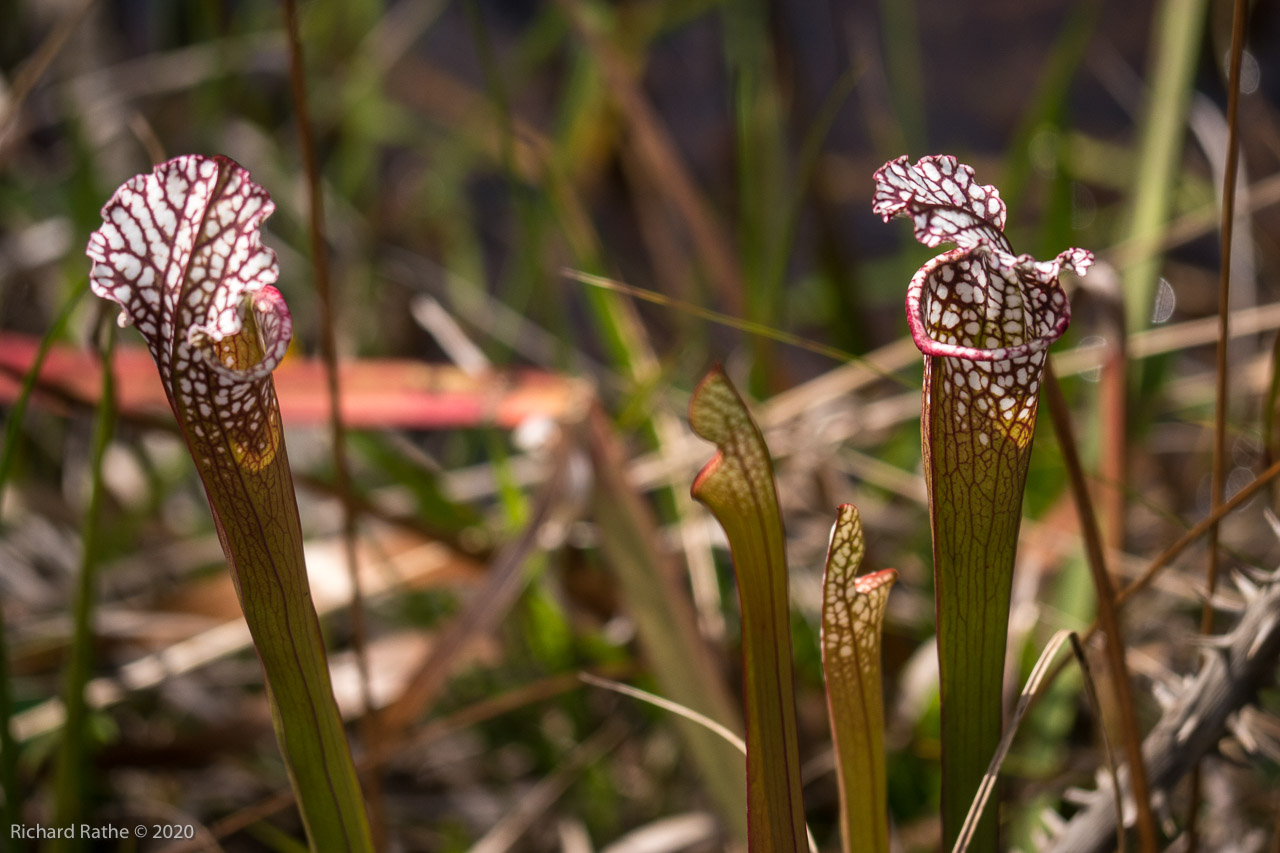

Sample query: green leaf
[587,410,749,842]
[51,324,116,853]
[689,367,806,853]
[0,281,88,842]
[820,505,895,853]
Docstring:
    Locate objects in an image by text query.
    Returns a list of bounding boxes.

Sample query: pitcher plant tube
[690,367,807,853]
[820,505,896,853]
[873,154,1092,849]
[86,154,374,851]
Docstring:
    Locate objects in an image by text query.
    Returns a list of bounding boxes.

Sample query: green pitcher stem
[925,354,1032,850]
[198,446,373,851]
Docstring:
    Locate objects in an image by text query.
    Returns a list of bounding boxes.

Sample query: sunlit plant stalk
[820,505,895,853]
[50,324,115,849]
[86,155,373,851]
[0,283,87,841]
[873,155,1091,849]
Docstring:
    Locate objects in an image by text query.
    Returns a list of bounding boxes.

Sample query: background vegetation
[1,0,1278,850]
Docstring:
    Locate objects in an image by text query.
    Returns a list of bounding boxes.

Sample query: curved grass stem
[1044,366,1158,850]
[1189,0,1249,846]
[0,281,87,841]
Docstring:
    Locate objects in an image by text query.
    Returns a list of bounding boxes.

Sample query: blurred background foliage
[1,0,1280,850]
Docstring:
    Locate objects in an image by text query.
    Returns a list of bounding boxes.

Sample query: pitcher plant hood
[87,153,291,470]
[874,154,1092,446]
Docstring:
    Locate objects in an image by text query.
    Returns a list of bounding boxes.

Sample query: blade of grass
[0,280,87,841]
[874,0,926,154]
[579,673,821,853]
[998,0,1101,217]
[1119,0,1209,331]
[952,630,1123,853]
[1043,365,1157,851]
[464,0,557,362]
[764,65,860,325]
[689,367,806,853]
[721,0,788,386]
[281,3,384,838]
[50,323,116,850]
[565,270,914,388]
[562,0,745,316]
[1188,1,1248,846]
[579,673,746,756]
[586,408,750,842]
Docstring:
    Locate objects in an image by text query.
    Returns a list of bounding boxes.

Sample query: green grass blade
[820,505,895,853]
[587,409,750,841]
[722,0,788,387]
[1120,0,1209,331]
[0,280,87,843]
[689,367,806,853]
[998,0,1101,220]
[49,323,116,851]
[875,0,927,154]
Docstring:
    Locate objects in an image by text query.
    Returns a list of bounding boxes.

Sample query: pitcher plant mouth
[87,154,289,437]
[905,245,1085,363]
[877,154,1092,450]
[874,154,1092,365]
